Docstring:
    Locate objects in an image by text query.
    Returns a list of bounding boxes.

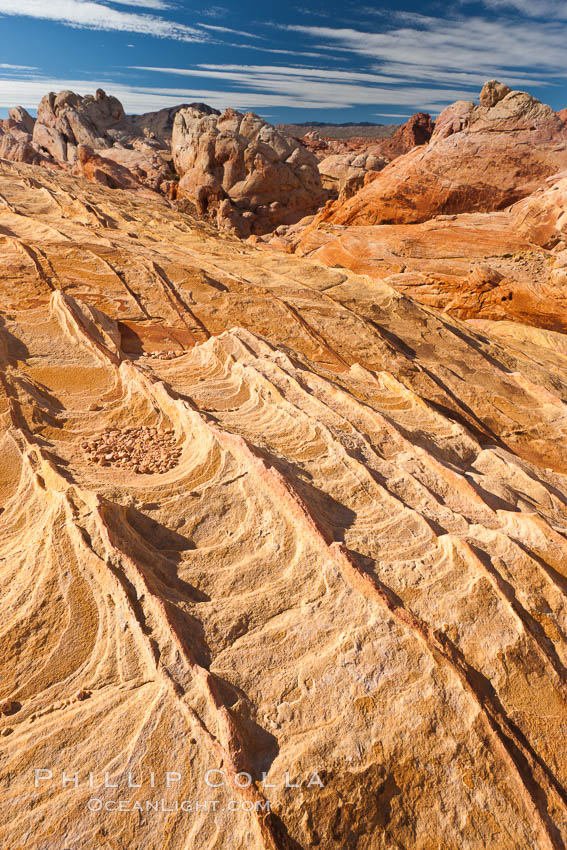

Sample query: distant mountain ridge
[277,121,399,139]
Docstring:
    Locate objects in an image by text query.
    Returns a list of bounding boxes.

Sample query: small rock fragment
[76,689,91,701]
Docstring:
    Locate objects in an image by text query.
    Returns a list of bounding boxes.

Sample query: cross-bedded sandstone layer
[2,159,567,849]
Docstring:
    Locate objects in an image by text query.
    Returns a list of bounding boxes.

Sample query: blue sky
[0,0,566,123]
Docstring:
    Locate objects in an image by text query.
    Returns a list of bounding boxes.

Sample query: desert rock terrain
[267,84,567,334]
[315,82,567,228]
[2,142,567,849]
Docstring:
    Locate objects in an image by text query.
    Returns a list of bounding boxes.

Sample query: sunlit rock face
[375,111,435,159]
[171,105,328,236]
[32,88,131,163]
[286,194,567,333]
[268,85,567,334]
[2,158,567,848]
[0,107,42,165]
[4,89,174,195]
[315,83,567,228]
[317,151,389,200]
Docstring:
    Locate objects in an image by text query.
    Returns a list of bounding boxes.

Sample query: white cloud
[106,0,173,8]
[198,23,263,39]
[0,0,205,41]
[199,4,228,18]
[220,43,329,58]
[0,74,475,114]
[132,63,402,84]
[475,0,567,18]
[0,63,37,70]
[282,16,567,86]
[0,76,347,111]
[126,64,474,112]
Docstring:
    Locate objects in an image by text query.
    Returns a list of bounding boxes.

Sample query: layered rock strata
[2,158,567,847]
[316,82,567,227]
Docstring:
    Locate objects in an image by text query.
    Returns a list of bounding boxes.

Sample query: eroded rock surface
[2,158,567,848]
[375,111,434,159]
[32,88,131,162]
[0,89,175,195]
[317,83,567,227]
[318,150,389,199]
[287,205,567,332]
[172,105,328,236]
[0,107,43,165]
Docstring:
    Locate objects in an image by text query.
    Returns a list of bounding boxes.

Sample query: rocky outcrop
[479,79,511,108]
[8,106,35,135]
[0,108,44,166]
[511,170,567,249]
[71,144,156,194]
[291,209,567,331]
[376,111,434,159]
[26,88,176,194]
[32,88,132,163]
[314,113,434,201]
[274,164,567,332]
[3,157,567,848]
[92,145,175,195]
[317,83,567,227]
[0,125,39,165]
[318,150,388,198]
[130,102,218,146]
[171,105,328,236]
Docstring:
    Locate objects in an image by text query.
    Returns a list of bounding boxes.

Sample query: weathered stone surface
[286,201,567,332]
[317,150,388,198]
[33,88,130,162]
[2,158,567,848]
[130,102,218,145]
[0,107,44,165]
[376,111,434,159]
[171,105,328,235]
[510,170,567,249]
[315,114,433,201]
[70,144,158,194]
[317,84,567,227]
[8,106,35,134]
[0,124,41,165]
[24,89,179,194]
[479,79,511,108]
[92,144,175,195]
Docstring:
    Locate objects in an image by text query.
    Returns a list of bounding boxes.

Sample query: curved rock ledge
[1,159,567,848]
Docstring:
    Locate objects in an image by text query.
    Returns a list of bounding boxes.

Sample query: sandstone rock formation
[171,105,328,236]
[3,157,567,848]
[32,88,131,162]
[510,170,567,249]
[70,144,157,194]
[0,124,38,164]
[317,150,388,198]
[0,107,42,165]
[8,105,35,134]
[314,113,433,202]
[298,112,433,170]
[290,208,567,331]
[375,111,434,159]
[317,82,567,227]
[297,128,330,157]
[130,102,218,145]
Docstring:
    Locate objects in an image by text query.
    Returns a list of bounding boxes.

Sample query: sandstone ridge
[2,158,567,847]
[316,81,567,227]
